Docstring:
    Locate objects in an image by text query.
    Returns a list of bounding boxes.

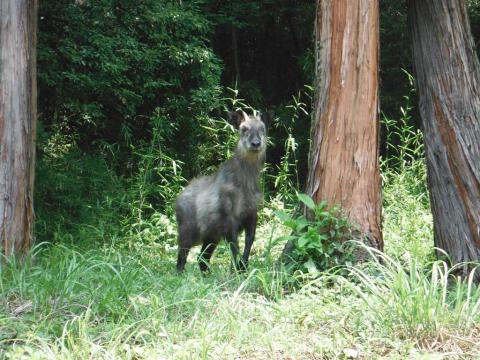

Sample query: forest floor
[2,162,480,359]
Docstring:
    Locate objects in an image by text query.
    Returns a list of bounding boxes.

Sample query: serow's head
[228,110,269,156]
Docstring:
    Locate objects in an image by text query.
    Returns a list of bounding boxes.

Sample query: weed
[276,193,355,276]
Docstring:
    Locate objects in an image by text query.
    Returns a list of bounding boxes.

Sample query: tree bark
[409,0,480,269]
[0,0,38,256]
[306,0,382,249]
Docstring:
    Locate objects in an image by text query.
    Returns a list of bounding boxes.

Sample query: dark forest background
[34,0,480,245]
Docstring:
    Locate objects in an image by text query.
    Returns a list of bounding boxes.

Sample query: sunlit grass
[383,159,433,263]
[1,160,480,359]
[348,246,480,339]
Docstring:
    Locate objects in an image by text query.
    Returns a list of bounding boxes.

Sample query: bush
[38,0,222,178]
[35,124,125,244]
[276,194,355,275]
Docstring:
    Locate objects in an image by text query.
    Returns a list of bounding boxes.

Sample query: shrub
[276,194,355,275]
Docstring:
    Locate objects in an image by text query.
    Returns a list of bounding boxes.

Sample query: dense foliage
[34,0,480,247]
[39,0,221,149]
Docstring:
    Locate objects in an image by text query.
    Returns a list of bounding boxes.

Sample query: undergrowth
[348,246,480,340]
[5,81,479,358]
[2,155,480,359]
[381,71,434,264]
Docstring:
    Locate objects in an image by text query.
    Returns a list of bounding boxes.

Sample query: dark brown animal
[175,110,268,272]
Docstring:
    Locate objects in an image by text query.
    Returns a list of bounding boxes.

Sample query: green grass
[383,158,434,263]
[349,246,480,340]
[1,160,480,359]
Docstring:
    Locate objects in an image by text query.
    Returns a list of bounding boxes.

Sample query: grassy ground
[2,161,480,359]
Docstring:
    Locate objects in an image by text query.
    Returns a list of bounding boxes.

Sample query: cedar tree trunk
[0,0,38,256]
[409,0,480,268]
[306,0,383,249]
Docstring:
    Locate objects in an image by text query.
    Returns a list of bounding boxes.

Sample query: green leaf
[297,236,309,248]
[297,193,315,210]
[275,210,291,222]
[295,219,309,232]
[284,219,299,230]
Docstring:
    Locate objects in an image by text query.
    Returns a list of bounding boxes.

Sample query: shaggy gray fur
[176,110,267,272]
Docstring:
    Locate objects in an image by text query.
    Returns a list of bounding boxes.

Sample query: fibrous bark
[306,0,382,249]
[0,0,38,256]
[409,0,480,268]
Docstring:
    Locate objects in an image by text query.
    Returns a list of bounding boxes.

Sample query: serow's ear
[227,110,247,128]
[260,110,273,128]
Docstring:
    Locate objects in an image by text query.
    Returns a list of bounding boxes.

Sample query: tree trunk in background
[0,0,38,256]
[306,0,383,250]
[409,0,480,269]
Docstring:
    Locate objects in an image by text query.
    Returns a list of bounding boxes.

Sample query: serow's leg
[176,247,190,273]
[198,240,217,272]
[240,213,257,271]
[176,226,193,272]
[226,227,240,271]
